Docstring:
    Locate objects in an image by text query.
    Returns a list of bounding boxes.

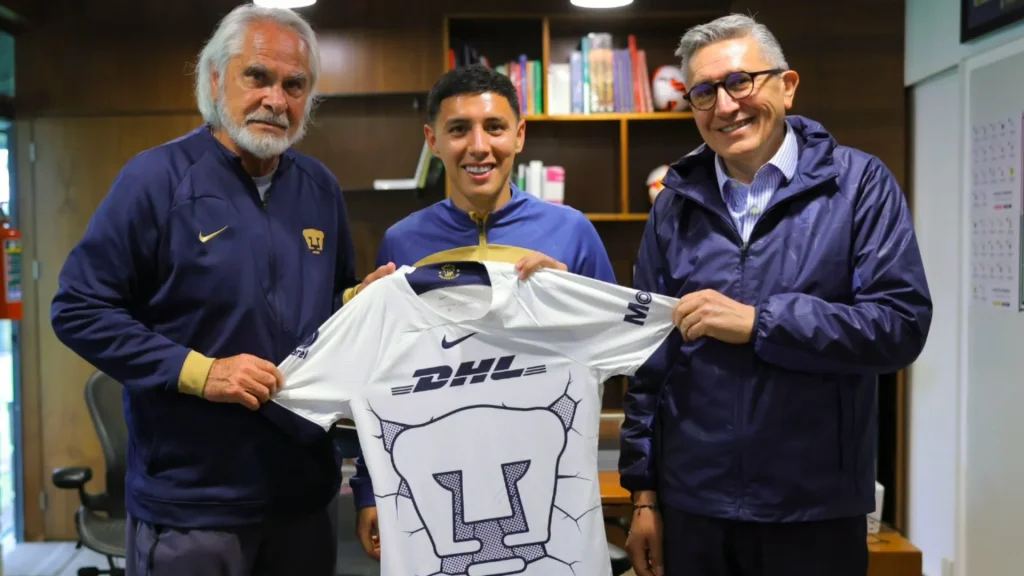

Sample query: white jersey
[270,261,677,576]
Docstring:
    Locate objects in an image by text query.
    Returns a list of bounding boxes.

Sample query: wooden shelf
[525,112,692,121]
[443,12,705,221]
[586,212,648,222]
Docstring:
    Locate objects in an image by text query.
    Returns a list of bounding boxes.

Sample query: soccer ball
[651,66,688,112]
[646,164,670,203]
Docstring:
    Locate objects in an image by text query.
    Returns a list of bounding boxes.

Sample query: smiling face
[686,35,799,181]
[425,91,525,213]
[211,19,313,165]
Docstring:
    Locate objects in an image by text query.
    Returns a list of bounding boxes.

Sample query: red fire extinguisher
[0,223,22,321]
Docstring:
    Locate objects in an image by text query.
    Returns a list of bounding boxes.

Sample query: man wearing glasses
[619,13,932,576]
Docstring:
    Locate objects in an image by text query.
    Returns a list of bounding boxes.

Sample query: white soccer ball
[651,66,688,112]
[646,164,669,204]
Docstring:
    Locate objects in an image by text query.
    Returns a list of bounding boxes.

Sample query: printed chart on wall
[969,115,1021,310]
[968,52,1024,311]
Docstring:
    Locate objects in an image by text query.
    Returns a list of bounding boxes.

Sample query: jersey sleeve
[262,277,390,443]
[502,268,678,381]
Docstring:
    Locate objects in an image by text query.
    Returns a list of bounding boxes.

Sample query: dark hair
[426,64,521,126]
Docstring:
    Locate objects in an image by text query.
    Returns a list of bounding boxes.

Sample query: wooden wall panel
[14,36,204,116]
[295,96,430,191]
[317,28,441,95]
[727,0,906,187]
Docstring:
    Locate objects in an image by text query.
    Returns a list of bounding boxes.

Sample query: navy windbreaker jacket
[619,116,932,522]
[50,126,359,528]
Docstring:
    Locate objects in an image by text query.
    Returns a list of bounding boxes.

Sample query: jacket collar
[714,121,799,191]
[198,124,297,180]
[662,115,839,221]
[441,182,533,227]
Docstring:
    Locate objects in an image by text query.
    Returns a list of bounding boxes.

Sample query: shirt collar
[714,121,798,190]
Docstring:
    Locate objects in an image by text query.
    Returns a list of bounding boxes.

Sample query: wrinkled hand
[673,289,756,344]
[514,252,568,280]
[626,497,664,576]
[358,262,397,294]
[202,354,284,411]
[357,506,381,560]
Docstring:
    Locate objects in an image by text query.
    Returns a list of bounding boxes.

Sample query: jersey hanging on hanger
[266,260,678,576]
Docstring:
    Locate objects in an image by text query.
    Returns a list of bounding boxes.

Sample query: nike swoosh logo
[441,332,477,349]
[199,226,229,243]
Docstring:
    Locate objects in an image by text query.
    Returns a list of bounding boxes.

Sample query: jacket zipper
[469,211,489,247]
[675,181,827,512]
[260,186,281,358]
[670,191,746,508]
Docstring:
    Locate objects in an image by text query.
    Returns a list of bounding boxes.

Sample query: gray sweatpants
[125,497,339,576]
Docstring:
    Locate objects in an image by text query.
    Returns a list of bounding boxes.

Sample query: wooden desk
[868,528,922,576]
[599,471,630,505]
[599,472,923,576]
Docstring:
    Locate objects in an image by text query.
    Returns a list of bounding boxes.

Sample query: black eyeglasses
[684,69,785,111]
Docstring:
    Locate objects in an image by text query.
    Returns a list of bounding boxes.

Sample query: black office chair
[52,371,127,576]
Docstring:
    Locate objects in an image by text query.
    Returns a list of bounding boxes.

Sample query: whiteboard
[962,37,1024,576]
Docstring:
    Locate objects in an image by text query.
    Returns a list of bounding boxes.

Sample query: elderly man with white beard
[49,4,394,575]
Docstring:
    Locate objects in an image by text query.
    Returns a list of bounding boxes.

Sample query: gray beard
[215,96,307,159]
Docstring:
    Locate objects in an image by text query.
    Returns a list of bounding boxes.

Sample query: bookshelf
[441,10,719,411]
[441,10,715,225]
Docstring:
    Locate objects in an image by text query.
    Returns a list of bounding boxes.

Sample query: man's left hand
[514,252,568,281]
[358,262,397,293]
[673,289,756,344]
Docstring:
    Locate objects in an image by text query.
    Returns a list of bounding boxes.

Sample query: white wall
[961,38,1024,576]
[906,2,1024,576]
[906,0,1024,85]
[906,67,961,576]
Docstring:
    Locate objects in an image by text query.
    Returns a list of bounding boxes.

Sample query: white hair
[193,4,321,157]
[675,14,788,84]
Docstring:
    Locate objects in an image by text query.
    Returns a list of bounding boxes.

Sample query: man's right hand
[202,354,284,411]
[626,491,664,576]
[357,506,381,560]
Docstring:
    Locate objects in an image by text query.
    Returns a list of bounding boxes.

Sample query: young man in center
[352,64,617,559]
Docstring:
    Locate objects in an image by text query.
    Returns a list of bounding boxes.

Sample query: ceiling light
[570,0,634,7]
[253,0,316,8]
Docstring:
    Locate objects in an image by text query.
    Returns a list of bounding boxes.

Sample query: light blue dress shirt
[714,123,799,243]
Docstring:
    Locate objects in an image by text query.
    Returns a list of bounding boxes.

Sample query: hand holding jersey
[202,354,286,411]
[513,251,569,280]
[358,262,398,294]
[199,263,396,413]
[672,288,757,344]
[267,261,677,576]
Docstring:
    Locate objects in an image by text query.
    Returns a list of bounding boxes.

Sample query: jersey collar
[396,261,514,329]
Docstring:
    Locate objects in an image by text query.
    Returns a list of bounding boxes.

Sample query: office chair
[52,371,127,576]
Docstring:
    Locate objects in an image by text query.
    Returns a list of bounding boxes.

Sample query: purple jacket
[619,115,932,522]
